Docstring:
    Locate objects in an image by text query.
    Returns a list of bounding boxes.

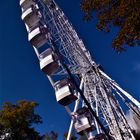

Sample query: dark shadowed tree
[81,0,140,52]
[43,131,58,140]
[63,132,87,140]
[0,100,42,140]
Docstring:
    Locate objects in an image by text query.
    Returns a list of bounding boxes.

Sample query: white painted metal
[74,117,91,134]
[20,0,36,11]
[39,48,59,75]
[74,107,94,135]
[54,79,77,106]
[21,5,42,28]
[20,0,140,139]
[56,86,72,101]
[100,70,140,109]
[28,25,49,48]
[67,76,84,140]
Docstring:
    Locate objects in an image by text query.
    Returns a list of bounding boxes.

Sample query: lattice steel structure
[20,0,140,140]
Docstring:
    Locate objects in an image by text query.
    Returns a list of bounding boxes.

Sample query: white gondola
[20,0,35,11]
[21,5,42,28]
[74,107,95,135]
[39,48,59,75]
[28,25,49,48]
[54,79,77,106]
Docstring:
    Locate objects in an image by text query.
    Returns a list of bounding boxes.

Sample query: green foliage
[0,100,42,140]
[44,131,58,140]
[43,132,87,140]
[81,0,140,52]
[63,132,87,140]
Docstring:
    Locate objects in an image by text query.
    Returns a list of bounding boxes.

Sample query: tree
[43,131,58,140]
[63,132,87,140]
[0,100,42,140]
[81,0,140,52]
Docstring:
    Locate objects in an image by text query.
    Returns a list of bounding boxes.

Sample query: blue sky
[0,0,140,139]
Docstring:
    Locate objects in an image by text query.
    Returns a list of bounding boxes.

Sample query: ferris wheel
[19,0,140,139]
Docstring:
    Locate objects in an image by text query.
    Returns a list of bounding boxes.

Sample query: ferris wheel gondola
[21,5,42,28]
[28,25,49,48]
[39,48,60,75]
[20,0,36,11]
[54,78,77,106]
